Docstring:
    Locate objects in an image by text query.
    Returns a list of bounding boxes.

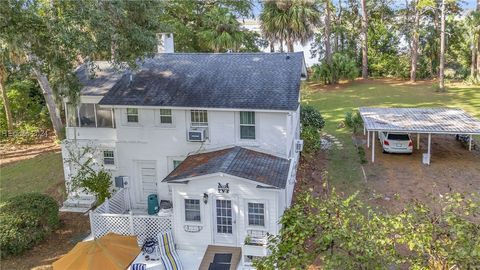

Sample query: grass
[0,152,65,202]
[302,79,480,193]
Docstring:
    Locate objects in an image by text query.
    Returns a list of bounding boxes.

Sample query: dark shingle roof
[163,147,290,189]
[76,61,128,96]
[99,53,304,111]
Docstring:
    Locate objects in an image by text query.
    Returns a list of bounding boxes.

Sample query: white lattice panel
[133,216,172,244]
[91,214,131,238]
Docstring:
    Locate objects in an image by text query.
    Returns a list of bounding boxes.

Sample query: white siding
[170,174,280,250]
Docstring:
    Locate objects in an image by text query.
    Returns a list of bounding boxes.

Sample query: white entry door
[214,198,236,245]
[135,161,157,205]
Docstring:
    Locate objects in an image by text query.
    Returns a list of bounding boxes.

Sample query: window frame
[247,201,266,228]
[102,149,115,167]
[190,110,208,127]
[159,109,173,125]
[126,108,139,124]
[184,198,202,223]
[239,111,256,140]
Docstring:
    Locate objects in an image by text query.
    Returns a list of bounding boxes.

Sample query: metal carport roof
[359,107,480,164]
[359,108,480,135]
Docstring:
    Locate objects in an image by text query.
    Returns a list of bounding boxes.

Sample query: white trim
[182,196,204,225]
[165,172,282,190]
[244,199,268,231]
[101,104,296,113]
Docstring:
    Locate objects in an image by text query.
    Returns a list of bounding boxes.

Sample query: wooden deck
[198,245,242,270]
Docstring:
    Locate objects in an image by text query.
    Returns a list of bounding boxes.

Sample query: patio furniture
[52,233,140,270]
[157,231,183,270]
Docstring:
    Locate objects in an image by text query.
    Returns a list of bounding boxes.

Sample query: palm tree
[260,0,320,53]
[199,7,245,53]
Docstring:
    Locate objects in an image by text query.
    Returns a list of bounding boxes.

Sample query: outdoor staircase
[60,195,96,213]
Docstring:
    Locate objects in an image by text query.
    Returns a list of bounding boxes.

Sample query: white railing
[89,188,173,245]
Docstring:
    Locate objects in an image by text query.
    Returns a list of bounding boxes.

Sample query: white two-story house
[62,51,306,268]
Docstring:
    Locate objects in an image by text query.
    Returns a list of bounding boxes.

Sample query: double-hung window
[240,111,255,140]
[191,110,208,127]
[247,202,265,227]
[159,109,173,124]
[126,108,139,123]
[103,150,115,166]
[185,199,201,222]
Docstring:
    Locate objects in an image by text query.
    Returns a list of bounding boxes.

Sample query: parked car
[379,132,413,154]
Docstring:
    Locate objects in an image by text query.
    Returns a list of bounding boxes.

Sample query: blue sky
[252,0,478,16]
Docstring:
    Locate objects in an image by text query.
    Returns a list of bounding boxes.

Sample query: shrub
[301,126,321,153]
[344,110,363,133]
[311,53,359,84]
[0,193,59,257]
[10,123,41,144]
[72,170,112,204]
[300,105,325,131]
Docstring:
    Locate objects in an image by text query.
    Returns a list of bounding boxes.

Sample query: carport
[359,108,480,164]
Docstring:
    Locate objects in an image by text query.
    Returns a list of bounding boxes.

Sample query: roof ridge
[219,147,242,173]
[154,52,304,56]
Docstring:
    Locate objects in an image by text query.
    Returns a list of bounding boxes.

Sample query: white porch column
[363,125,366,135]
[417,133,420,150]
[367,130,370,148]
[469,135,473,151]
[372,131,375,163]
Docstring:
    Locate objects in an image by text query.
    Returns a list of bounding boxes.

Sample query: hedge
[0,193,59,257]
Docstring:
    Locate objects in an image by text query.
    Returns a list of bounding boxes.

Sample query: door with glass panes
[213,197,236,245]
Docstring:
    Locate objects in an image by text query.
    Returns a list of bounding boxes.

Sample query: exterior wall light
[203,193,209,204]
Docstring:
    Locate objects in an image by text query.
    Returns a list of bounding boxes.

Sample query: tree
[439,0,446,91]
[1,0,163,140]
[360,0,368,79]
[0,65,13,134]
[255,190,480,269]
[159,0,256,53]
[410,0,421,82]
[260,0,320,53]
[198,7,247,52]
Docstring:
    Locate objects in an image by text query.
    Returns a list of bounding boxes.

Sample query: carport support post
[417,133,420,150]
[372,131,375,163]
[367,130,370,148]
[427,133,431,157]
[469,135,472,151]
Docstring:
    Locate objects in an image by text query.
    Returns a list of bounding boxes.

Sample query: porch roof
[162,147,290,189]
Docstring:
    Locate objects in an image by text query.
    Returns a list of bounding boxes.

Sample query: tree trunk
[287,40,294,52]
[477,0,480,74]
[280,37,284,52]
[269,41,275,52]
[410,1,420,82]
[361,0,368,79]
[0,79,14,134]
[438,0,446,91]
[325,1,333,83]
[471,33,477,77]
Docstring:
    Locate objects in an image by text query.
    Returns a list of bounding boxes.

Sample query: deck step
[60,196,96,213]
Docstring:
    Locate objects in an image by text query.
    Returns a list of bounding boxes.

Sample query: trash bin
[147,194,159,215]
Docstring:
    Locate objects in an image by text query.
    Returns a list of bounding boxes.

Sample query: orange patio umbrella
[53,233,141,270]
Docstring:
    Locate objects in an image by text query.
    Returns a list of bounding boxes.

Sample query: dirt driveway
[361,134,480,212]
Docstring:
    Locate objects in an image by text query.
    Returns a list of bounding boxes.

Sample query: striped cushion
[158,231,183,270]
[130,263,146,270]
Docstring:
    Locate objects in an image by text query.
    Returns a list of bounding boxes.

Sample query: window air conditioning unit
[187,128,207,142]
[295,139,304,152]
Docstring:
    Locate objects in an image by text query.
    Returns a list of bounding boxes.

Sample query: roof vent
[286,55,290,60]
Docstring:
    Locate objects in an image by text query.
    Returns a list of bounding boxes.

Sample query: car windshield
[388,134,410,140]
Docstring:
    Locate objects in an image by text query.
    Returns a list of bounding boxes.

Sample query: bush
[9,123,42,144]
[0,193,59,257]
[311,53,358,84]
[344,110,363,133]
[300,105,325,131]
[301,126,321,153]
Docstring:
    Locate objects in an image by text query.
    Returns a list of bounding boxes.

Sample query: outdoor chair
[157,231,183,270]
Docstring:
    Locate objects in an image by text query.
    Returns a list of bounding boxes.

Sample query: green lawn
[0,152,65,202]
[302,80,480,192]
